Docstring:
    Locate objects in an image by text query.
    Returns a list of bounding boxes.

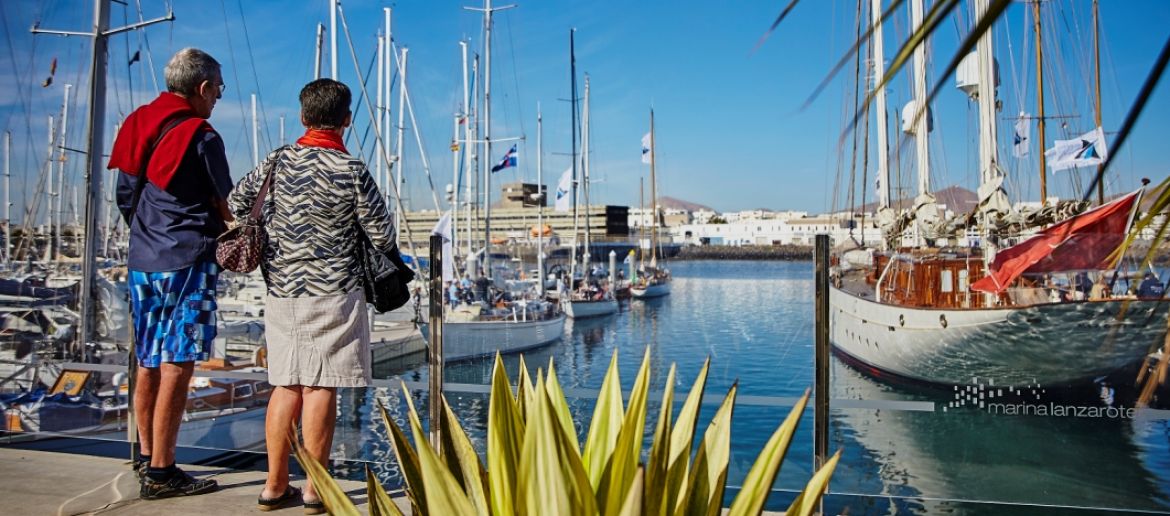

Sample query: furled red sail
[970,190,1140,293]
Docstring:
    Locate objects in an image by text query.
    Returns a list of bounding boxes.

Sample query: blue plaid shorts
[128,261,220,368]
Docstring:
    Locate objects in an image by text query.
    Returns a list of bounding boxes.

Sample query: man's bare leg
[134,366,160,459]
[149,362,194,468]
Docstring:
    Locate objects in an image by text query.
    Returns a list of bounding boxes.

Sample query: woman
[228,79,395,513]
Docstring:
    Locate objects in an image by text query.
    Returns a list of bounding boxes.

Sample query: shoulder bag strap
[244,145,289,224]
[127,116,193,224]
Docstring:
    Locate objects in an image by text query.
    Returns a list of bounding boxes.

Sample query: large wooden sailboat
[829,0,1167,387]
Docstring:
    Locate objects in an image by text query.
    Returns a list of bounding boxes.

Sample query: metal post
[814,234,830,472]
[55,84,72,263]
[428,234,444,451]
[608,250,616,291]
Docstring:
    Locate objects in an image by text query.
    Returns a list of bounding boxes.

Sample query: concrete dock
[0,447,410,515]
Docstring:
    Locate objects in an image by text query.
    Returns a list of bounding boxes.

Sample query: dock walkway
[0,448,409,515]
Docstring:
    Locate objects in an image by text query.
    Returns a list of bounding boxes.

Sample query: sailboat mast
[329,0,338,79]
[481,0,495,280]
[537,105,544,295]
[1032,0,1047,203]
[871,0,890,210]
[4,131,9,268]
[395,47,408,243]
[649,109,658,269]
[1093,0,1104,205]
[910,0,930,197]
[251,93,259,167]
[975,0,1000,190]
[314,23,324,80]
[77,0,112,350]
[583,74,591,269]
[55,84,72,263]
[639,176,644,271]
[569,29,579,278]
[460,40,470,256]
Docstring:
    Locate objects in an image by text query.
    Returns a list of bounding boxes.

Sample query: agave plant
[292,349,840,515]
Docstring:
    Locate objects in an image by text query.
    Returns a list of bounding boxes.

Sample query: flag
[1045,127,1109,172]
[491,144,517,173]
[640,132,651,164]
[1012,113,1030,158]
[554,167,572,212]
[128,50,141,67]
[432,211,455,282]
[970,190,1139,293]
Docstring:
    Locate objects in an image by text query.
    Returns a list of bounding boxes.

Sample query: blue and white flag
[1045,127,1108,172]
[641,132,652,164]
[554,167,573,212]
[1013,113,1031,158]
[491,144,518,173]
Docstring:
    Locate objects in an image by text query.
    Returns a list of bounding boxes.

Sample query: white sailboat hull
[564,298,618,319]
[427,313,567,362]
[830,286,1169,386]
[631,282,671,299]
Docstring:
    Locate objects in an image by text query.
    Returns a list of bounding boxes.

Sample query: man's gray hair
[164,48,221,96]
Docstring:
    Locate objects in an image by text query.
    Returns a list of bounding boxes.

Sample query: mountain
[658,196,714,213]
[856,185,978,214]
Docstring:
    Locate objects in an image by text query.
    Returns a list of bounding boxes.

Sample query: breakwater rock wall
[675,244,813,261]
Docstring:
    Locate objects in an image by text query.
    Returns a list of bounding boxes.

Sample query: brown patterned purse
[215,164,274,273]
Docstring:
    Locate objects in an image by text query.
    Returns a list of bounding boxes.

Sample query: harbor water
[332,260,1170,513]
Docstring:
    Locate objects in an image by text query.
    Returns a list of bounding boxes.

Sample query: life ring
[252,346,268,368]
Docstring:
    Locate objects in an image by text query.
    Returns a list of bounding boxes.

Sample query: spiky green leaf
[727,389,811,516]
[441,394,490,515]
[682,383,737,516]
[289,424,360,516]
[367,464,405,516]
[582,351,625,490]
[665,357,711,514]
[785,450,842,516]
[378,397,428,515]
[405,396,478,516]
[488,354,525,516]
[546,358,580,455]
[643,364,677,516]
[598,348,653,515]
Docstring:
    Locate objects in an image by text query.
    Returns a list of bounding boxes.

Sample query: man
[1138,272,1165,299]
[108,48,232,500]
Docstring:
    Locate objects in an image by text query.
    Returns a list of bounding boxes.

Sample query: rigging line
[235,0,273,152]
[503,14,527,174]
[335,2,423,274]
[218,0,252,166]
[389,40,443,212]
[341,44,377,151]
[0,1,43,178]
[845,0,862,216]
[134,0,160,93]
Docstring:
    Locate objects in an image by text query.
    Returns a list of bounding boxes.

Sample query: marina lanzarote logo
[943,377,1137,419]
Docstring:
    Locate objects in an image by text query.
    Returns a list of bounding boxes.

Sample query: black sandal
[302,498,326,515]
[258,485,302,511]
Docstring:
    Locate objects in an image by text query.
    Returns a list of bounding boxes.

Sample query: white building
[670,214,882,247]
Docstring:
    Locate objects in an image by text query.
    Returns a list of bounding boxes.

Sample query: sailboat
[562,42,617,319]
[428,0,566,361]
[631,109,671,299]
[829,0,1168,387]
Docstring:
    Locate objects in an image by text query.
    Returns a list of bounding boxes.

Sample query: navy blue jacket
[116,131,232,272]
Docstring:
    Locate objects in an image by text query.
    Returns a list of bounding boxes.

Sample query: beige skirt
[264,289,371,388]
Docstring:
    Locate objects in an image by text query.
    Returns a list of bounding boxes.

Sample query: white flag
[554,167,573,212]
[431,211,454,282]
[1045,126,1109,172]
[1012,113,1031,158]
[641,132,652,164]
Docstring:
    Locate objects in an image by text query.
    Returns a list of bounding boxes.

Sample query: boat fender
[253,346,268,368]
[939,314,948,328]
[898,314,905,327]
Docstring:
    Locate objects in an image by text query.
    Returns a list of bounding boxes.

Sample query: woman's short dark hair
[299,79,351,129]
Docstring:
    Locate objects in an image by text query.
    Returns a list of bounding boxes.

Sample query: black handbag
[355,230,414,313]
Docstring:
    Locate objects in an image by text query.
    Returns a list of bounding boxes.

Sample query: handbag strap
[128,116,192,224]
[245,146,288,222]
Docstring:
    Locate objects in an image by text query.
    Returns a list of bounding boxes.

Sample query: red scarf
[107,92,211,189]
[296,129,348,153]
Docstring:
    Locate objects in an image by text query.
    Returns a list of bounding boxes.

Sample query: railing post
[814,234,830,472]
[428,234,444,451]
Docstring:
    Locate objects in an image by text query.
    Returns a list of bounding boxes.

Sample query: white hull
[830,286,1169,386]
[631,282,671,299]
[564,298,618,319]
[426,313,567,362]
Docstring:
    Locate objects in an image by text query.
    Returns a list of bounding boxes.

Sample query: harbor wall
[675,244,813,261]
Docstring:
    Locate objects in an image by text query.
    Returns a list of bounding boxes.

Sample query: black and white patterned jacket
[227,145,395,298]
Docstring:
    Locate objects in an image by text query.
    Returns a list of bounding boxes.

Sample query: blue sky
[1,0,1167,217]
